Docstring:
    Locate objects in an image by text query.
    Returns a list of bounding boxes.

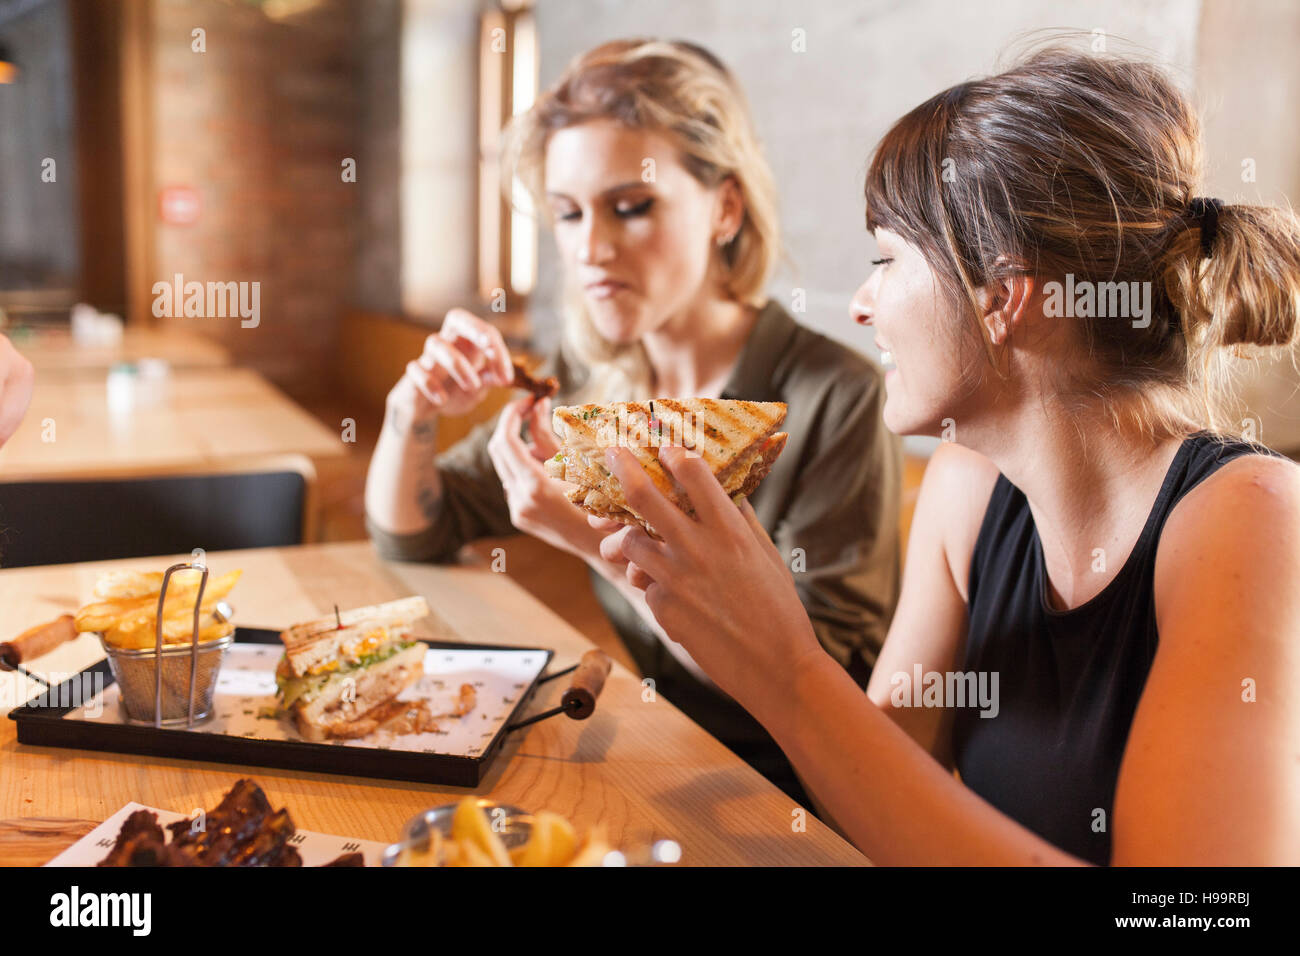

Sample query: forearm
[769,652,1088,866]
[364,405,442,535]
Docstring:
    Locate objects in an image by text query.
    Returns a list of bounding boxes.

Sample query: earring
[716,232,735,247]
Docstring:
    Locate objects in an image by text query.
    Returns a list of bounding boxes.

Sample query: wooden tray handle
[561,649,612,720]
[0,615,78,670]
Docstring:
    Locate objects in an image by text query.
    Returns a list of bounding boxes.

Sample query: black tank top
[952,431,1284,865]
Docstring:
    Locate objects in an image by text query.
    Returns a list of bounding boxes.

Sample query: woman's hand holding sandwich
[488,399,683,647]
[595,444,823,727]
[488,396,628,572]
[488,395,579,550]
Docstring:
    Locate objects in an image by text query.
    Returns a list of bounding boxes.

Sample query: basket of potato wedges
[382,796,680,867]
[73,563,242,726]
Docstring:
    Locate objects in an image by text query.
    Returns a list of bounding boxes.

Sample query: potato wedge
[75,595,158,632]
[92,571,165,601]
[103,571,241,638]
[78,567,241,648]
[567,826,613,867]
[451,798,512,867]
[517,811,577,867]
[448,841,497,867]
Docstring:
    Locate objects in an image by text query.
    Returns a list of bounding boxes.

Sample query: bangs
[863,86,967,251]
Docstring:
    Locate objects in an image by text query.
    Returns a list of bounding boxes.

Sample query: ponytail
[1164,202,1300,353]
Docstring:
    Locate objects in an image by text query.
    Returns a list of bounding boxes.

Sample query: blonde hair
[863,46,1300,446]
[502,39,779,400]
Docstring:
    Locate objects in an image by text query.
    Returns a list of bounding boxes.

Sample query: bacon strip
[511,358,558,401]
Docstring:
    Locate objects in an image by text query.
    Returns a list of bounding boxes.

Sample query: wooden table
[0,541,867,866]
[10,326,231,372]
[0,367,344,480]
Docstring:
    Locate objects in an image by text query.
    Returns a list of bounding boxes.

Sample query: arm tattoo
[387,403,410,438]
[387,404,438,444]
[415,454,442,524]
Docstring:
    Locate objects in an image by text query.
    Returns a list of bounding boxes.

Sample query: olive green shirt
[367,300,903,685]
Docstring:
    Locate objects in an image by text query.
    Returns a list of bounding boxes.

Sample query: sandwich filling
[275,636,418,710]
[545,399,789,535]
[549,430,787,528]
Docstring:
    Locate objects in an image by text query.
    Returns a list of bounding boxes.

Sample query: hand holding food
[487,396,598,556]
[391,308,514,419]
[597,444,819,729]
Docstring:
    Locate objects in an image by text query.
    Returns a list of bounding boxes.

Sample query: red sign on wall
[158,186,201,225]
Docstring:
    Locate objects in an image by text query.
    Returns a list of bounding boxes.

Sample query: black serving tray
[8,627,554,788]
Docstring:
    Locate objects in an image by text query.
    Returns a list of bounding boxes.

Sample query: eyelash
[871,257,892,266]
[617,198,654,217]
[557,198,655,222]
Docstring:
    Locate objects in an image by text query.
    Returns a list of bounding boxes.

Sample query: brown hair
[864,46,1300,442]
[502,39,779,400]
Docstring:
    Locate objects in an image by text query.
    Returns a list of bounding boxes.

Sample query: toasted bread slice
[280,596,429,678]
[547,399,787,535]
[728,431,788,499]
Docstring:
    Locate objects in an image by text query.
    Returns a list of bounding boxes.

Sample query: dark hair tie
[1188,196,1224,258]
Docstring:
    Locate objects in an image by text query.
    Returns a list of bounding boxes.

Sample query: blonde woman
[364,40,902,804]
[595,48,1300,864]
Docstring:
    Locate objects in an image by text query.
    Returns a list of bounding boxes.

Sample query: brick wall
[0,0,79,292]
[150,0,360,401]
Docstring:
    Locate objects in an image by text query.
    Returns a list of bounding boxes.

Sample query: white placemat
[63,643,549,758]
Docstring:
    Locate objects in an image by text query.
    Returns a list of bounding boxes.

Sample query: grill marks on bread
[546,399,787,535]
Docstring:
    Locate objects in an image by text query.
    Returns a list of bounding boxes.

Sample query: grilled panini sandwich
[545,398,788,536]
[275,596,430,741]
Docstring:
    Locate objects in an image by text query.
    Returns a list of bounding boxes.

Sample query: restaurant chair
[0,454,317,568]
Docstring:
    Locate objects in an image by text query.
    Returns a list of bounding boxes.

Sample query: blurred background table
[0,366,343,480]
[8,325,231,373]
[0,541,868,867]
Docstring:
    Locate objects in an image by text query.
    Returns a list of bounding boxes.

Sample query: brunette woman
[595,48,1300,864]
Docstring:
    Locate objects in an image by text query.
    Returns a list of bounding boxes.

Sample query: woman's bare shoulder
[912,441,1003,602]
[1164,451,1300,540]
[1156,451,1300,609]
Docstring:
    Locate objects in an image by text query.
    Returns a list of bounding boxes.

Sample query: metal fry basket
[98,561,232,727]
